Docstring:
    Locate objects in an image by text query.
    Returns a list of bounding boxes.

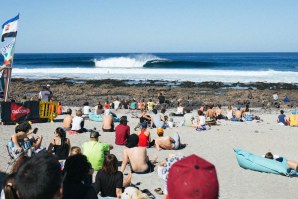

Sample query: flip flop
[154,188,163,195]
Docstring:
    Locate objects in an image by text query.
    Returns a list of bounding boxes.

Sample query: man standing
[47,84,53,101]
[82,131,113,171]
[39,86,51,102]
[158,92,165,104]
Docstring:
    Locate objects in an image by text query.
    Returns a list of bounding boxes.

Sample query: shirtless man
[63,108,73,131]
[206,105,216,119]
[154,128,185,151]
[235,106,243,120]
[120,134,156,174]
[102,109,114,132]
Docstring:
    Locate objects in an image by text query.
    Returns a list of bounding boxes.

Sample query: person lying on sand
[120,134,157,174]
[265,152,298,171]
[153,128,186,151]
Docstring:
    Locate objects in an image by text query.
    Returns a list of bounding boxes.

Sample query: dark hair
[10,155,30,174]
[198,110,204,116]
[161,108,166,114]
[120,118,128,125]
[102,154,118,175]
[66,108,72,115]
[152,109,158,114]
[15,122,32,134]
[83,102,89,106]
[3,173,18,199]
[55,127,67,151]
[185,108,191,113]
[265,152,274,159]
[63,154,90,182]
[280,110,284,114]
[16,153,62,199]
[126,134,139,148]
[98,104,103,109]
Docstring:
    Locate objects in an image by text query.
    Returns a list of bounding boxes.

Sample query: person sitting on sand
[277,110,288,126]
[173,102,184,116]
[265,152,298,171]
[183,108,194,127]
[134,109,151,131]
[233,105,244,121]
[151,109,166,129]
[102,109,115,132]
[129,99,137,110]
[63,108,73,131]
[137,122,151,147]
[206,105,216,119]
[47,127,71,161]
[95,101,104,115]
[115,116,130,145]
[215,104,224,120]
[226,105,234,120]
[82,131,113,171]
[93,154,132,198]
[120,134,157,174]
[138,99,145,110]
[83,101,91,117]
[194,110,207,131]
[147,99,155,111]
[71,110,85,133]
[153,128,186,151]
[160,108,168,121]
[11,122,43,156]
[113,97,121,110]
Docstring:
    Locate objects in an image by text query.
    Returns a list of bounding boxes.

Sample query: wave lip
[94,54,164,68]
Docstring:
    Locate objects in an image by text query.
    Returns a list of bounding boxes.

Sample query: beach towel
[234,148,298,176]
[89,112,120,122]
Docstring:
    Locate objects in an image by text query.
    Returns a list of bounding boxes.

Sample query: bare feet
[123,173,132,187]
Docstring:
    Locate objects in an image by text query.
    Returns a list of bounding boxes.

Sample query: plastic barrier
[39,102,59,122]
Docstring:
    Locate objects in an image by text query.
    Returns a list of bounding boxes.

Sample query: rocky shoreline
[8,78,298,108]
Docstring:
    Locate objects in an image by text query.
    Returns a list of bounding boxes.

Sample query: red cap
[167,154,219,199]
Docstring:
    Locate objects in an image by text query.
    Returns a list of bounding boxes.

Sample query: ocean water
[3,53,298,83]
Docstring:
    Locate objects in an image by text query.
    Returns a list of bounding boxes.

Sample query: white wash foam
[94,54,163,68]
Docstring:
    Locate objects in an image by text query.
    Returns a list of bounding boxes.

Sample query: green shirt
[82,141,110,171]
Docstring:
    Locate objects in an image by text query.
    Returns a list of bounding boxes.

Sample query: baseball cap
[90,131,100,138]
[167,154,219,199]
[157,127,164,136]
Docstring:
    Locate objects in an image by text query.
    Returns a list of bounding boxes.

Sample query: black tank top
[53,139,69,160]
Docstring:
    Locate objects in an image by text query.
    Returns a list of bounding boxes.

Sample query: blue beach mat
[234,148,298,176]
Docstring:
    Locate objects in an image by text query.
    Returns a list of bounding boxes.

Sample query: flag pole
[3,15,19,102]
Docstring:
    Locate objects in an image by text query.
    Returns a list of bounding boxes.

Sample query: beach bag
[289,114,298,127]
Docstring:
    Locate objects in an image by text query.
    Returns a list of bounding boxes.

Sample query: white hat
[46,84,50,87]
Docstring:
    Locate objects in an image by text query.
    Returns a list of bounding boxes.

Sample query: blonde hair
[76,110,82,117]
[70,146,81,156]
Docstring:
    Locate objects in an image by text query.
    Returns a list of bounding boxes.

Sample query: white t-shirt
[83,106,90,115]
[39,90,50,102]
[198,116,206,125]
[113,100,120,109]
[71,116,83,130]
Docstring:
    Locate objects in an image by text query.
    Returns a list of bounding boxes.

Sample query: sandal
[154,188,163,195]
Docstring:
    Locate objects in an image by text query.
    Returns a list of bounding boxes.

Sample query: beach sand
[1,107,298,199]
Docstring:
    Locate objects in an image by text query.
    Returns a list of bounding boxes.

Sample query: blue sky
[1,0,298,53]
